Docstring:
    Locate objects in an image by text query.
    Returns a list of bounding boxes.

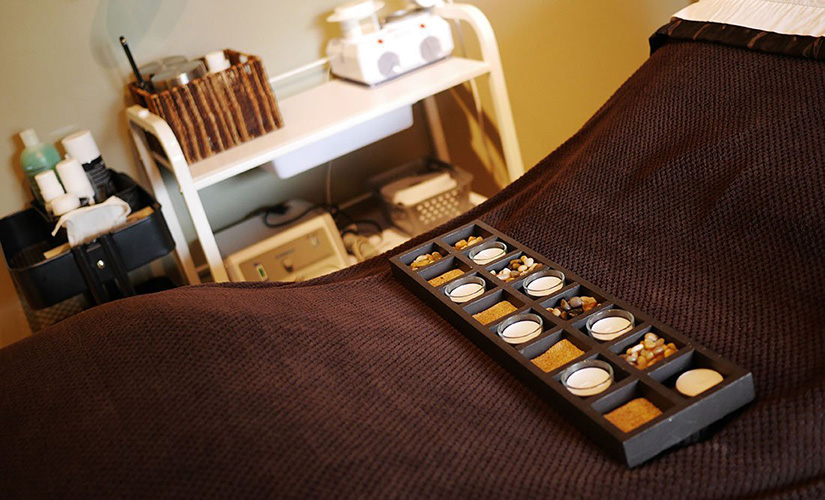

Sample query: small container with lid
[56,158,95,205]
[561,359,614,397]
[151,61,207,91]
[468,241,507,265]
[34,170,65,206]
[62,130,116,203]
[443,276,486,304]
[586,309,635,341]
[496,313,543,345]
[205,51,231,73]
[522,270,565,297]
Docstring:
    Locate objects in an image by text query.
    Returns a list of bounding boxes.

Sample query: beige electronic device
[216,203,349,283]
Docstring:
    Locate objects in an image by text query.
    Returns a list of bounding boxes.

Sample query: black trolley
[0,173,177,327]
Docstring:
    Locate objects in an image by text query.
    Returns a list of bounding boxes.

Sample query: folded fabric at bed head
[652,0,825,60]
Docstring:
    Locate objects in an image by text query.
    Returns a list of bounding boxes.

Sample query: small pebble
[621,332,678,369]
[491,256,541,282]
[581,297,598,310]
[410,251,443,270]
[455,235,483,250]
[547,296,599,320]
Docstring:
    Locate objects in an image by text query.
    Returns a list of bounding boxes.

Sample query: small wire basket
[369,158,473,236]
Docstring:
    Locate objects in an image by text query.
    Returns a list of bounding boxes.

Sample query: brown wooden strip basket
[129,49,284,165]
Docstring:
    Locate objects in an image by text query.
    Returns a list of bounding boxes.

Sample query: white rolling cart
[126,3,524,285]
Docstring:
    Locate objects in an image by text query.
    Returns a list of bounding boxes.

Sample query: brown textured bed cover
[1,30,823,498]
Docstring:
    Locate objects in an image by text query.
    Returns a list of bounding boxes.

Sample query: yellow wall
[0,0,686,346]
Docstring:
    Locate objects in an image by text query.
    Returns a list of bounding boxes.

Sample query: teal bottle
[19,129,61,204]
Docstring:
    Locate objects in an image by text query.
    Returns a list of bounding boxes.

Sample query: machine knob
[420,36,442,62]
[283,258,294,272]
[378,52,401,77]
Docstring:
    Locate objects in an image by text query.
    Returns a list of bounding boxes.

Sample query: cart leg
[423,96,451,163]
[129,125,201,285]
[436,3,525,182]
[486,64,524,183]
[177,180,229,283]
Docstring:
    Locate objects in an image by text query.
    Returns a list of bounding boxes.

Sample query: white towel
[380,172,457,207]
[51,196,132,247]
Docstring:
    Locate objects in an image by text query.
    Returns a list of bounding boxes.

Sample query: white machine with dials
[326,0,454,86]
[216,201,349,283]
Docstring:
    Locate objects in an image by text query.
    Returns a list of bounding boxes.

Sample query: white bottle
[56,158,96,205]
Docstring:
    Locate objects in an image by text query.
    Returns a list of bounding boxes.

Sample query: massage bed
[1,1,824,497]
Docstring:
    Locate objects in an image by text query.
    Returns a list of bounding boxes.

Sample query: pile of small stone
[454,236,483,250]
[621,332,677,369]
[410,251,443,270]
[490,256,540,282]
[548,296,598,320]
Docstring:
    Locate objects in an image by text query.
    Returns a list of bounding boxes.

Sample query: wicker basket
[369,158,473,237]
[129,49,284,165]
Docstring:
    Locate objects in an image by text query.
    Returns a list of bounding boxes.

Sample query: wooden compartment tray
[390,220,755,467]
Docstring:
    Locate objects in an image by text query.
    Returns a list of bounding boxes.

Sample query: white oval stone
[676,368,724,397]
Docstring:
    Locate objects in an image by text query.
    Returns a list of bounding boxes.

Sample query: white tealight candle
[471,247,506,265]
[448,282,484,303]
[676,368,723,397]
[565,367,612,396]
[501,320,542,344]
[590,317,633,341]
[526,276,563,297]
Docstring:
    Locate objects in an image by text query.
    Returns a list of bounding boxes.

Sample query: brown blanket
[1,34,824,498]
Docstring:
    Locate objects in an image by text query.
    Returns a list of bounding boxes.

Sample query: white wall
[0,0,686,346]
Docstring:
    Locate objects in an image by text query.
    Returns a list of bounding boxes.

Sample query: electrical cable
[325,161,334,207]
[262,204,324,228]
